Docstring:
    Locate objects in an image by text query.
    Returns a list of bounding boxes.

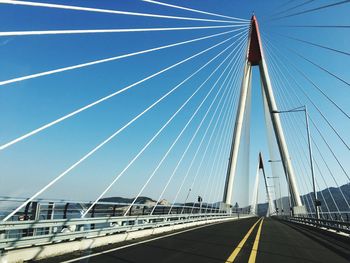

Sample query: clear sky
[0,0,349,210]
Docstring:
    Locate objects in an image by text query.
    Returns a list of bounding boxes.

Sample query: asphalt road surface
[42,217,350,263]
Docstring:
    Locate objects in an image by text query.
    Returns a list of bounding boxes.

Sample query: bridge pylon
[223,15,306,214]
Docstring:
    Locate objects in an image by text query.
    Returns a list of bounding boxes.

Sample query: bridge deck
[40,218,349,263]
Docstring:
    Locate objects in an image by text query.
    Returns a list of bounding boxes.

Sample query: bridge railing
[0,198,250,250]
[0,212,246,250]
[281,216,350,235]
[300,211,350,222]
[0,197,250,221]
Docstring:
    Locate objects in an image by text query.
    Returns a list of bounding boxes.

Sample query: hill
[257,183,350,216]
[100,196,156,204]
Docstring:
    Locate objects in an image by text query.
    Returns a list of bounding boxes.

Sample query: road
[42,217,350,263]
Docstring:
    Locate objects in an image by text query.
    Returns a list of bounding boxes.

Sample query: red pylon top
[248,15,263,66]
[259,152,264,169]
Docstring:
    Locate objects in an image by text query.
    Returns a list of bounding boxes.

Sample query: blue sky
[0,0,349,210]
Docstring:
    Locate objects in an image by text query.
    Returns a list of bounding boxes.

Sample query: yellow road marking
[248,218,264,263]
[225,217,262,263]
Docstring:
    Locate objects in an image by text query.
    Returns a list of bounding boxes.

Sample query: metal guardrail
[0,197,251,251]
[0,212,245,250]
[283,216,350,235]
[0,197,251,221]
[294,212,350,222]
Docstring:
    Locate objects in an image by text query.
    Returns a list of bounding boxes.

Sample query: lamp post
[269,159,293,215]
[267,176,283,215]
[272,106,320,219]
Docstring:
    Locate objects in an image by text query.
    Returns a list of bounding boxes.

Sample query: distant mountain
[100,196,156,204]
[257,183,350,216]
[100,184,349,215]
[100,196,170,206]
[301,183,350,212]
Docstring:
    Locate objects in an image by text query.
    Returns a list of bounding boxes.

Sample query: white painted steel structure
[223,16,304,210]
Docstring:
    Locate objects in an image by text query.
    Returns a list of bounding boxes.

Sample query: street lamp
[267,176,283,215]
[268,159,293,215]
[272,105,320,219]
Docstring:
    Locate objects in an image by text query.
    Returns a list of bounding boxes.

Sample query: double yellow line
[225,217,264,263]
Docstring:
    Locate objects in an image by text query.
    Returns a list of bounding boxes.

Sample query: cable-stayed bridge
[0,0,349,262]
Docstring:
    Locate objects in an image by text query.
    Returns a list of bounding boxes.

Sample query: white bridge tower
[223,16,305,213]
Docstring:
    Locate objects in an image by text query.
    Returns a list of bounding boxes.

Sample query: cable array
[1,0,349,222]
[261,1,349,217]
